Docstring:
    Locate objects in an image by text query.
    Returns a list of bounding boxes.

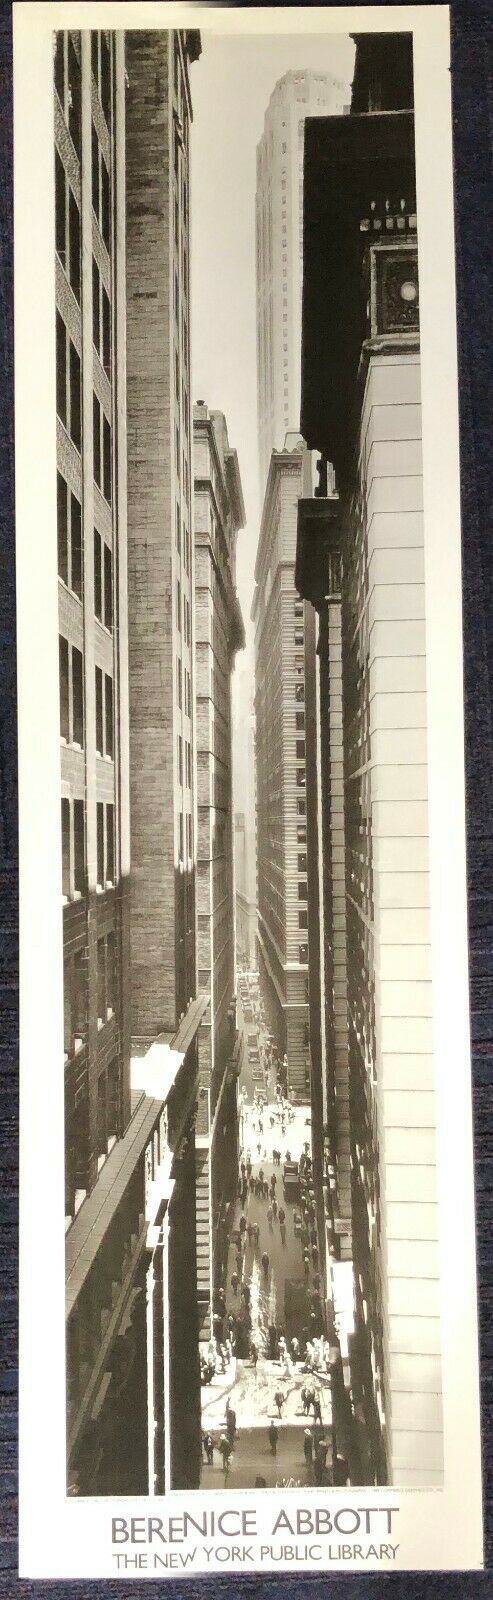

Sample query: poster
[15,1,483,1576]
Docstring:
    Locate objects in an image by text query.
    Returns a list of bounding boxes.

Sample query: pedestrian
[250,1340,258,1370]
[239,1215,247,1236]
[300,1384,309,1416]
[259,1168,264,1188]
[272,1197,278,1219]
[240,1161,246,1179]
[313,1393,322,1424]
[311,1245,319,1267]
[261,1251,269,1279]
[241,1181,248,1206]
[253,1223,260,1248]
[291,1336,300,1362]
[242,1282,251,1308]
[310,1227,317,1247]
[218,1434,232,1477]
[303,1429,313,1466]
[278,1207,285,1226]
[268,1420,279,1456]
[270,1173,276,1196]
[247,1222,253,1244]
[246,1157,252,1180]
[263,1179,269,1199]
[303,1250,310,1282]
[225,1399,236,1444]
[268,1322,277,1360]
[202,1431,214,1466]
[274,1389,285,1419]
[267,1205,273,1230]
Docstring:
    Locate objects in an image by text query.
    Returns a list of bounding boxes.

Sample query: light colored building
[300,33,443,1486]
[193,402,245,1335]
[233,657,257,968]
[252,435,314,1101]
[255,69,349,490]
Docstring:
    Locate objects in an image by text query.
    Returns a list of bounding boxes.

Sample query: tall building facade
[125,26,204,1494]
[193,403,245,1334]
[255,69,348,489]
[57,25,204,1500]
[234,658,257,968]
[300,34,443,1484]
[252,438,313,1101]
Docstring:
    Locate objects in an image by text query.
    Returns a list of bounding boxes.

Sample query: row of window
[91,30,111,126]
[176,581,192,645]
[95,666,113,758]
[177,657,192,717]
[55,151,81,302]
[175,502,191,573]
[60,637,84,746]
[54,34,81,160]
[97,928,117,1030]
[93,259,111,372]
[57,475,82,597]
[56,312,81,452]
[61,796,116,898]
[178,811,193,863]
[93,394,112,503]
[91,123,111,252]
[177,734,192,790]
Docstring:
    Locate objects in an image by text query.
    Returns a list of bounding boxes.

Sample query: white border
[15,2,483,1576]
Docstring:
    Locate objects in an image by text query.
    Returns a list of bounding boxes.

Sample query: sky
[190,29,355,666]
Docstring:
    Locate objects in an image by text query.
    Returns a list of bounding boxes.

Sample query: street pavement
[199,971,335,1487]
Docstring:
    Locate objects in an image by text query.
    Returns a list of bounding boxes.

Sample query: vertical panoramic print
[52,22,448,1499]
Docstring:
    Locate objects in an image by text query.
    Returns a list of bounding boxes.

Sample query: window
[177,656,182,709]
[101,156,110,250]
[59,636,69,740]
[61,798,70,897]
[67,39,81,158]
[177,734,183,786]
[299,943,308,964]
[69,341,81,450]
[298,880,308,900]
[298,853,307,873]
[91,31,99,82]
[72,647,84,746]
[56,311,67,425]
[91,124,100,217]
[175,502,181,556]
[97,938,106,1026]
[106,804,115,884]
[54,34,65,106]
[296,769,306,788]
[93,395,101,485]
[68,191,80,301]
[57,473,68,584]
[295,682,305,703]
[107,1059,120,1142]
[176,579,181,631]
[179,812,184,861]
[106,931,116,1015]
[295,630,304,647]
[93,258,100,351]
[103,415,111,503]
[73,948,86,1039]
[105,674,113,757]
[55,150,66,262]
[64,960,72,1056]
[297,826,307,844]
[296,711,305,731]
[297,797,306,817]
[102,287,111,371]
[95,666,103,753]
[73,799,85,892]
[97,802,104,887]
[71,493,82,598]
[296,739,305,760]
[100,33,111,125]
[94,529,102,619]
[294,602,303,618]
[299,909,308,929]
[104,542,113,630]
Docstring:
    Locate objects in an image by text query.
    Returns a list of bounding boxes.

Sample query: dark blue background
[0,0,491,1591]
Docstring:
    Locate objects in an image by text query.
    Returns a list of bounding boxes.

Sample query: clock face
[400,279,418,304]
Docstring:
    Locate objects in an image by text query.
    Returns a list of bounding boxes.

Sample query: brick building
[300,33,443,1484]
[57,26,204,1499]
[193,403,245,1334]
[252,436,312,1101]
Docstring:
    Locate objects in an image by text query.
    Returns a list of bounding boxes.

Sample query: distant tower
[255,69,349,490]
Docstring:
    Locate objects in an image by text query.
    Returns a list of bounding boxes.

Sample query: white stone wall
[361,348,443,1485]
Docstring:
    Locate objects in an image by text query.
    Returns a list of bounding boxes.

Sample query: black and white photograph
[15,1,483,1577]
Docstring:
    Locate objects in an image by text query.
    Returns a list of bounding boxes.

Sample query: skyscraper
[255,69,348,490]
[193,402,245,1335]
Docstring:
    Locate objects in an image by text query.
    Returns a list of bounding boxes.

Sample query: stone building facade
[300,33,443,1484]
[58,25,204,1499]
[252,438,311,1101]
[193,403,245,1334]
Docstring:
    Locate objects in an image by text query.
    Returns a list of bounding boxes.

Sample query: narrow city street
[199,970,339,1489]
